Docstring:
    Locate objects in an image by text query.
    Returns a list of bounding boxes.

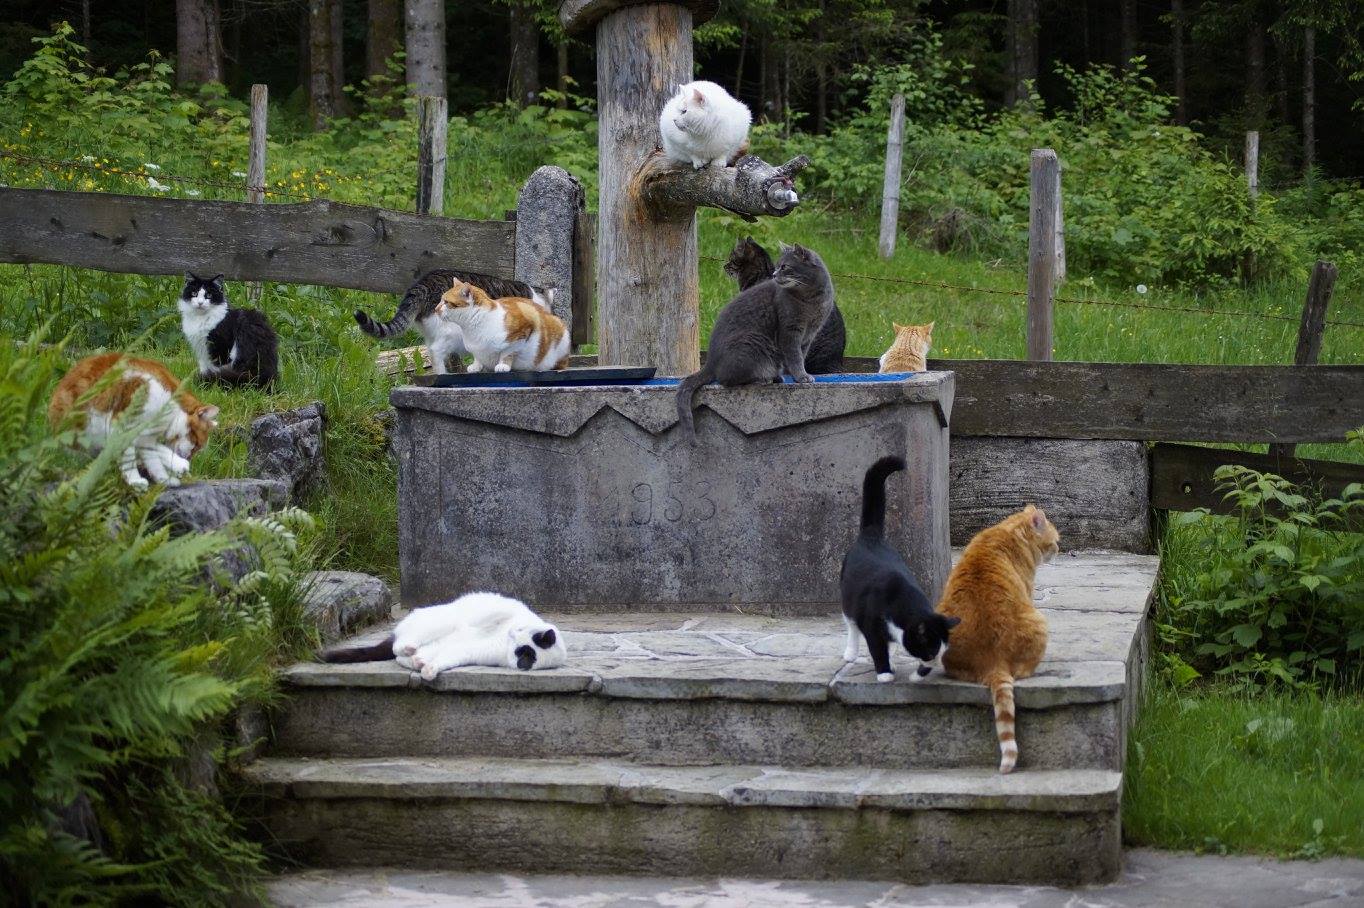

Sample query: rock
[301,571,394,643]
[152,478,290,535]
[151,478,289,580]
[248,402,326,501]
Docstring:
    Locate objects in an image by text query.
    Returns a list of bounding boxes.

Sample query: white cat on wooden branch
[659,80,752,170]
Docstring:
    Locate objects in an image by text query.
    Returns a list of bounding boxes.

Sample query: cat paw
[494,363,512,373]
[465,361,484,373]
[124,474,149,490]
[876,672,895,683]
[420,664,440,681]
[397,644,417,657]
[709,157,728,168]
[793,373,815,384]
[162,475,181,487]
[842,649,857,663]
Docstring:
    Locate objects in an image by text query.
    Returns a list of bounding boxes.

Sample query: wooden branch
[559,0,718,36]
[0,187,516,293]
[639,151,810,222]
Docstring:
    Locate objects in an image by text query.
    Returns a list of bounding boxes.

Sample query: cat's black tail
[861,455,906,536]
[355,287,422,339]
[210,363,276,389]
[318,634,396,663]
[675,362,717,444]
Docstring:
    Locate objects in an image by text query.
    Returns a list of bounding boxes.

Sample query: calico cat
[878,321,934,373]
[354,269,556,374]
[938,505,1060,773]
[724,236,846,374]
[178,274,279,388]
[434,280,570,372]
[841,456,960,682]
[660,80,752,169]
[675,243,835,442]
[48,353,219,489]
[319,591,568,678]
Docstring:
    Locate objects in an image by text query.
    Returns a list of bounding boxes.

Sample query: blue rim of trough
[405,370,926,390]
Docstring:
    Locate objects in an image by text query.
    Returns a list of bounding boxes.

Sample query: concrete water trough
[391,373,954,614]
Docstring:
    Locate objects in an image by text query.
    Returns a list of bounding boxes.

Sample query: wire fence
[698,253,1364,330]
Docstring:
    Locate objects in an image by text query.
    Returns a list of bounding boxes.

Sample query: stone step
[243,756,1122,885]
[271,552,1157,772]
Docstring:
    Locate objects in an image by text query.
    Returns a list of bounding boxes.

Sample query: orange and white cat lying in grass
[878,321,934,373]
[937,504,1059,773]
[435,280,571,373]
[48,353,219,490]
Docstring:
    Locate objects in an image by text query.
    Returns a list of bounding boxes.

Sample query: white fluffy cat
[659,80,752,170]
[320,591,567,679]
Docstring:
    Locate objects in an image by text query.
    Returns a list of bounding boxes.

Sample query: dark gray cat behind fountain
[675,243,836,443]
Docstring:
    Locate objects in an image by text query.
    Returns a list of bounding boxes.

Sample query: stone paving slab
[244,755,1120,813]
[266,849,1364,908]
[288,552,1158,706]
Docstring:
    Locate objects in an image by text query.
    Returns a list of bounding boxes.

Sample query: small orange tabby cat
[49,353,219,489]
[435,280,570,372]
[937,505,1060,773]
[878,321,933,373]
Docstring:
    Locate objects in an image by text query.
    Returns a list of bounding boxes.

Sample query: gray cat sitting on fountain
[675,242,836,443]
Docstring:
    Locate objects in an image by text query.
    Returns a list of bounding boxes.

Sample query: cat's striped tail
[355,288,422,338]
[987,670,1019,773]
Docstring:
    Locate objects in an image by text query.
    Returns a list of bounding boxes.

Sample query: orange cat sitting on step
[48,353,219,490]
[938,504,1060,774]
[434,279,571,373]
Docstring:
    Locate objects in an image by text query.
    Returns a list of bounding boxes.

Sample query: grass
[1125,682,1364,857]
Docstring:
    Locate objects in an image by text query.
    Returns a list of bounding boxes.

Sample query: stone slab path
[267,849,1364,908]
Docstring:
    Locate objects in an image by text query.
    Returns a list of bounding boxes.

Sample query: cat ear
[926,321,935,331]
[460,286,475,304]
[532,628,556,649]
[892,322,905,331]
[692,87,706,104]
[674,83,686,96]
[184,272,197,282]
[778,241,793,254]
[942,615,962,630]
[197,404,220,425]
[210,274,225,286]
[1029,508,1047,531]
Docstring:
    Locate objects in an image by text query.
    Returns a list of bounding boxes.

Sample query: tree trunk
[1303,26,1315,175]
[308,0,336,128]
[82,0,91,48]
[330,0,350,115]
[781,43,791,137]
[814,4,826,134]
[1172,0,1187,123]
[1274,35,1289,123]
[556,41,569,108]
[595,4,698,373]
[1245,3,1266,128]
[405,0,446,98]
[367,0,402,82]
[508,1,541,105]
[734,23,747,96]
[175,0,224,87]
[1009,0,1038,106]
[1120,0,1137,71]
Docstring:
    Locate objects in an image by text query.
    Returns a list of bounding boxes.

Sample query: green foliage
[1157,451,1364,689]
[1125,682,1364,857]
[0,335,316,905]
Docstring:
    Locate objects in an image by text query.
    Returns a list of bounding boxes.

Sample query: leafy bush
[0,335,316,905]
[1158,444,1364,689]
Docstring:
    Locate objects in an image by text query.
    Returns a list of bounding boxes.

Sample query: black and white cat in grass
[841,456,959,682]
[178,274,280,388]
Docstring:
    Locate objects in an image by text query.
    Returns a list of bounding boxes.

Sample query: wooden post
[1027,148,1059,361]
[416,95,447,216]
[1245,130,1259,200]
[247,83,268,303]
[878,93,905,260]
[571,209,596,348]
[1054,163,1066,283]
[1269,260,1339,461]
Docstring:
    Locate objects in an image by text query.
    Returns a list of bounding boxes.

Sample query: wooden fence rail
[0,186,517,293]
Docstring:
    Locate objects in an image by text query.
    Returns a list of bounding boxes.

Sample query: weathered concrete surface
[392,375,953,612]
[273,553,1155,771]
[951,437,1151,553]
[247,401,326,501]
[514,165,583,331]
[245,758,1121,885]
[267,850,1364,908]
[300,571,393,644]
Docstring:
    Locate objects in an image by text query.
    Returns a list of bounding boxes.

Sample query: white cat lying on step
[319,591,567,678]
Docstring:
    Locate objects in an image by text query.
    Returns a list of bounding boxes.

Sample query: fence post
[1027,148,1059,361]
[246,83,268,304]
[571,209,597,349]
[514,165,585,337]
[1269,259,1338,461]
[1053,164,1066,283]
[877,93,905,260]
[416,95,448,216]
[1244,130,1259,201]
